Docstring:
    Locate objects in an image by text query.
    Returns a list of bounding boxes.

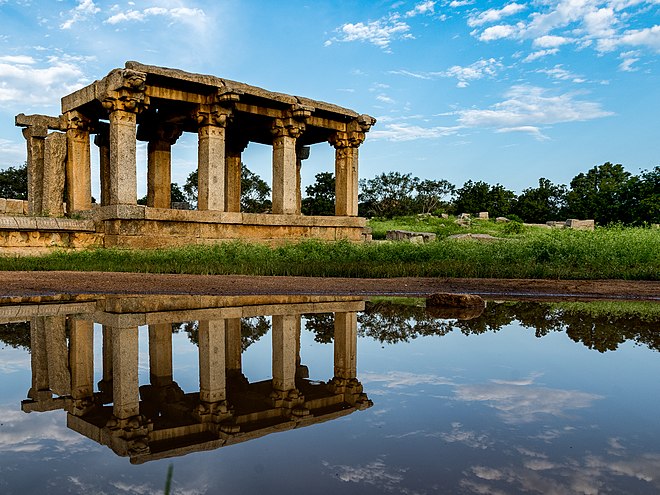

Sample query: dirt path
[0,271,658,301]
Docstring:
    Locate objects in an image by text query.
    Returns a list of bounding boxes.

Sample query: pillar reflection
[18,295,371,463]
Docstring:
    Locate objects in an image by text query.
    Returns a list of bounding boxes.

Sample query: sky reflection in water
[0,297,658,494]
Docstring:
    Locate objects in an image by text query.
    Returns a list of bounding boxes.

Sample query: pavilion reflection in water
[11,295,372,464]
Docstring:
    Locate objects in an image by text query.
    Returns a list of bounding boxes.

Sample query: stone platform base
[0,206,369,254]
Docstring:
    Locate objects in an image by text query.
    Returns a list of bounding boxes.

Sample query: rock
[427,292,485,308]
[477,211,489,219]
[496,217,509,223]
[386,230,436,242]
[565,219,595,230]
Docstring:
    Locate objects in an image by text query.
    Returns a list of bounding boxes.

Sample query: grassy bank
[1,224,658,280]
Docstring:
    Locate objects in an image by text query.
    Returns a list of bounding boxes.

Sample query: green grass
[1,223,658,280]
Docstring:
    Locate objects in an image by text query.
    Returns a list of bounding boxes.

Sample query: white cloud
[405,1,436,18]
[360,370,455,386]
[618,24,660,52]
[326,15,413,51]
[376,94,395,104]
[438,58,503,86]
[0,55,88,106]
[468,3,526,27]
[454,378,603,423]
[523,48,559,62]
[450,0,474,6]
[618,50,641,70]
[478,24,518,41]
[537,64,585,82]
[322,459,408,492]
[105,7,206,25]
[388,69,433,79]
[369,122,462,141]
[457,85,613,135]
[533,35,573,47]
[60,0,100,30]
[436,422,493,450]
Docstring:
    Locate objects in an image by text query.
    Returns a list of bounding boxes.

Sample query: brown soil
[0,271,658,302]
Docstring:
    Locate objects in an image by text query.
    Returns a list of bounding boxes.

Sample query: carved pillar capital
[101,71,149,115]
[329,130,366,150]
[194,104,232,128]
[271,118,305,139]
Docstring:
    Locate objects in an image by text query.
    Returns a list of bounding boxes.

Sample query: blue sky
[0,0,658,197]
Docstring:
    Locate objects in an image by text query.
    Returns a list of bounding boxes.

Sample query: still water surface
[0,295,658,494]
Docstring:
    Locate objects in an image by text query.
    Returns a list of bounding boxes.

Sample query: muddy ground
[0,271,658,302]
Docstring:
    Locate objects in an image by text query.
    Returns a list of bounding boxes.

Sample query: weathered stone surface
[0,199,6,213]
[426,305,485,320]
[6,199,25,215]
[477,211,489,219]
[43,132,67,216]
[566,219,595,230]
[496,217,509,223]
[386,230,436,242]
[427,292,486,309]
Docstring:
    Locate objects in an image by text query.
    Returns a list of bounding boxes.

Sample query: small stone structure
[386,230,436,243]
[8,62,376,251]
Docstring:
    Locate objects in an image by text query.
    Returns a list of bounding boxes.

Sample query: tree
[512,178,567,223]
[137,182,187,206]
[240,165,271,213]
[183,164,271,212]
[0,163,28,200]
[359,172,419,218]
[414,179,454,214]
[454,180,515,218]
[618,166,660,225]
[565,162,631,224]
[302,172,335,216]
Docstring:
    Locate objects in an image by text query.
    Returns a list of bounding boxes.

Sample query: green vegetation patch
[1,225,658,280]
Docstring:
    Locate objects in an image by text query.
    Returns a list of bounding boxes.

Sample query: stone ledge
[99,206,366,228]
[0,216,96,232]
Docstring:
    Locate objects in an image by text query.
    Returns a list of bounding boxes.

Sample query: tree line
[2,161,658,225]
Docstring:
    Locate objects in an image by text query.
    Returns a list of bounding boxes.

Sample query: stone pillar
[103,101,139,205]
[43,133,67,216]
[296,146,310,215]
[330,115,375,217]
[147,124,182,209]
[94,123,111,206]
[148,324,173,388]
[225,318,242,377]
[225,139,248,212]
[112,326,140,420]
[98,325,113,397]
[28,317,50,401]
[330,133,360,217]
[334,312,358,380]
[196,105,230,211]
[272,314,298,393]
[69,320,94,402]
[271,120,304,215]
[198,320,227,403]
[44,316,70,396]
[64,111,92,213]
[19,122,48,215]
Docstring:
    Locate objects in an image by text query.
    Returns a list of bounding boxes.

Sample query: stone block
[0,217,18,230]
[14,217,38,230]
[23,201,28,215]
[496,217,509,223]
[0,198,6,213]
[6,199,25,215]
[565,219,595,230]
[477,212,489,219]
[386,230,436,242]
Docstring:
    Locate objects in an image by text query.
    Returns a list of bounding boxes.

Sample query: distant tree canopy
[2,159,657,225]
[0,162,27,200]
